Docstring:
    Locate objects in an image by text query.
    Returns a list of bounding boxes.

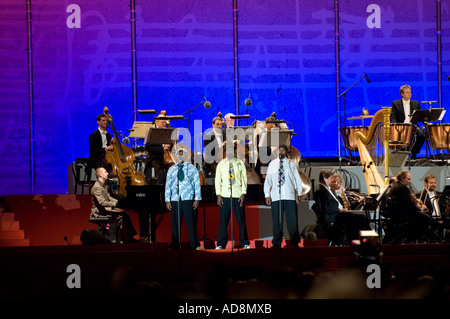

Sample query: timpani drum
[339,126,374,152]
[428,124,450,150]
[379,123,415,150]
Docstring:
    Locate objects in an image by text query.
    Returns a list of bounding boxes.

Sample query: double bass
[103,107,147,197]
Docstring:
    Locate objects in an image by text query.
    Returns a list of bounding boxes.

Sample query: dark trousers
[271,200,300,246]
[410,128,426,157]
[217,197,250,248]
[334,212,371,241]
[170,200,200,249]
[109,211,137,242]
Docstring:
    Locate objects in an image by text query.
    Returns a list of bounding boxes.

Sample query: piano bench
[88,217,121,243]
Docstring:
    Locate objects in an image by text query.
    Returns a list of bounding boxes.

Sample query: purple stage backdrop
[0,0,449,195]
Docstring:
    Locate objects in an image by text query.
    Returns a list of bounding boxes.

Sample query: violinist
[144,111,172,185]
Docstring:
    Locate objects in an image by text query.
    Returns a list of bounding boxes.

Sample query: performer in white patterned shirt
[165,148,202,250]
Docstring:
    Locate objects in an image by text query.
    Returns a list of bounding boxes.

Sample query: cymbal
[347,115,374,120]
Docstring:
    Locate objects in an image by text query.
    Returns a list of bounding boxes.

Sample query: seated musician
[90,167,139,243]
[314,169,371,244]
[416,175,445,218]
[390,84,425,159]
[388,170,443,243]
[87,114,115,174]
[416,175,448,241]
[144,111,172,184]
[203,115,225,176]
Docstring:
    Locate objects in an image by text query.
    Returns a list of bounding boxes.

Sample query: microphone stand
[177,162,182,250]
[229,159,234,250]
[338,73,368,169]
[278,157,282,244]
[182,98,209,132]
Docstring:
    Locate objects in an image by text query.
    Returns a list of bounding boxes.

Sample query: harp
[355,107,391,195]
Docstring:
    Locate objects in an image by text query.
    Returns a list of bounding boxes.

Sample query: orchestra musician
[87,114,115,171]
[416,175,444,218]
[330,173,351,210]
[388,170,443,243]
[144,111,172,185]
[390,84,426,159]
[314,170,371,244]
[203,115,225,176]
[256,115,279,179]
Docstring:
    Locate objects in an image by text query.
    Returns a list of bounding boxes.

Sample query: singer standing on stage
[264,145,303,247]
[165,149,202,250]
[215,145,250,249]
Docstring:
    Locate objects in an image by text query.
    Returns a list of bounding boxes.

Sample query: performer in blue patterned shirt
[165,148,202,250]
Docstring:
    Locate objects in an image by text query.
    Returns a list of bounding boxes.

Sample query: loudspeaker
[80,229,108,245]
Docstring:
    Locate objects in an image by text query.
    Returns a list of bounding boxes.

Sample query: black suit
[87,129,112,170]
[390,99,421,124]
[145,143,167,185]
[388,181,431,241]
[314,184,370,242]
[204,129,222,161]
[203,129,223,176]
[416,189,444,217]
[390,98,425,157]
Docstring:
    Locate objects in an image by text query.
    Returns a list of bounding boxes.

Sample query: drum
[428,124,450,150]
[339,126,374,152]
[379,123,415,150]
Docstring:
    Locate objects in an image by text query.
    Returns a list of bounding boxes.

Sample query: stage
[3,159,450,299]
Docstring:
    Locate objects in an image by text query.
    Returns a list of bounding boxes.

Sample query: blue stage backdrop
[0,0,449,195]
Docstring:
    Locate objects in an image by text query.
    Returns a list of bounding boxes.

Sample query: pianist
[90,167,139,243]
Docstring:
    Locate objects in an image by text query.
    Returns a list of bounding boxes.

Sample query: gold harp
[355,107,391,195]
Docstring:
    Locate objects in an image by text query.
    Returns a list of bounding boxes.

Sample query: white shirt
[98,127,108,148]
[403,99,411,124]
[264,158,302,201]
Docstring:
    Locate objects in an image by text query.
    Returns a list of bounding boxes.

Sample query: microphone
[245,94,252,107]
[204,97,211,109]
[305,231,317,243]
[364,72,371,83]
[447,76,450,81]
[122,136,130,144]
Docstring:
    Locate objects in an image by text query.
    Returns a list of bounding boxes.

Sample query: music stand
[410,108,445,158]
[145,128,176,146]
[129,122,155,138]
[410,108,445,124]
[262,130,293,148]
